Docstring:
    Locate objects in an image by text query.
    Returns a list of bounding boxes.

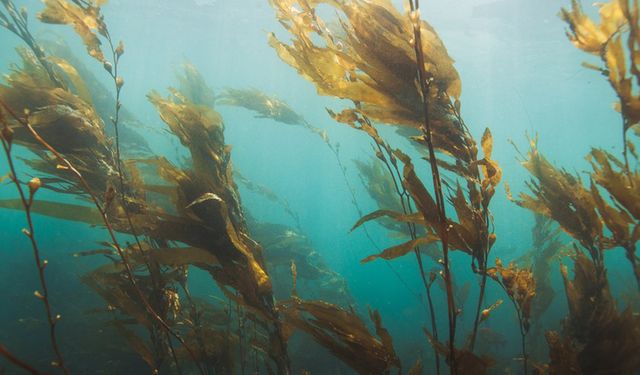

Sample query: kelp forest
[0,0,638,374]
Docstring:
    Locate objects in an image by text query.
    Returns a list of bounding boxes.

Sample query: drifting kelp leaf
[353,156,405,227]
[175,62,216,107]
[0,199,102,225]
[279,298,400,374]
[82,267,150,328]
[108,320,156,371]
[38,0,107,62]
[424,330,493,374]
[351,209,425,232]
[135,247,219,268]
[217,88,305,126]
[48,56,92,104]
[360,235,438,264]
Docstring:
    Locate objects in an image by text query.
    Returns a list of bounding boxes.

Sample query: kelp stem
[1,112,69,375]
[372,139,441,374]
[469,269,487,351]
[0,344,43,375]
[409,1,457,372]
[0,101,206,375]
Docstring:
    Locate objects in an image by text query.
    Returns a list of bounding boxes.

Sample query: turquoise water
[0,0,637,374]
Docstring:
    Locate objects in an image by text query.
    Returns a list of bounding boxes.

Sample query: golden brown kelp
[1,109,69,374]
[561,0,640,173]
[0,47,116,196]
[589,148,640,288]
[545,252,640,374]
[486,259,536,374]
[218,88,305,126]
[268,3,506,370]
[279,298,400,375]
[42,39,152,155]
[424,330,494,375]
[249,220,353,306]
[0,0,65,88]
[511,138,605,266]
[216,86,410,297]
[516,215,565,361]
[175,62,216,108]
[146,85,292,373]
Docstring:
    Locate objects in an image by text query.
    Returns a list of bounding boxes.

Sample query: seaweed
[278,298,400,375]
[1,108,68,373]
[486,259,536,374]
[545,252,640,374]
[268,1,505,372]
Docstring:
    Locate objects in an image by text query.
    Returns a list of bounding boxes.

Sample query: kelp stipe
[37,2,189,369]
[0,107,68,374]
[0,344,42,375]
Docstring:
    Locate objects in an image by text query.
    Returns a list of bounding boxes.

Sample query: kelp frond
[218,87,305,126]
[546,252,640,374]
[279,298,400,375]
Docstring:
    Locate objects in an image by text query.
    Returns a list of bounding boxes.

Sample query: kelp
[545,252,640,374]
[486,258,536,373]
[511,138,604,263]
[235,171,302,231]
[0,47,117,196]
[516,215,566,361]
[43,39,152,155]
[562,0,640,150]
[249,220,353,306]
[38,0,108,63]
[268,0,460,135]
[218,88,305,126]
[424,330,494,375]
[279,298,400,375]
[1,106,69,374]
[513,138,640,285]
[175,62,216,108]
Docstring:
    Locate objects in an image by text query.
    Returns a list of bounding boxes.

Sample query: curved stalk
[0,101,206,375]
[408,1,457,372]
[1,113,69,375]
[0,344,43,375]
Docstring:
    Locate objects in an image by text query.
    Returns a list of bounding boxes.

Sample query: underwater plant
[1,107,68,373]
[2,0,640,373]
[268,1,506,373]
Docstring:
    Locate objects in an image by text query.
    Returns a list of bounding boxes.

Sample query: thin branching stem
[0,101,206,375]
[408,1,457,372]
[0,344,43,375]
[1,112,69,375]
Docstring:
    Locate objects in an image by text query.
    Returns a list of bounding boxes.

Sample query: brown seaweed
[545,252,640,374]
[279,298,400,375]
